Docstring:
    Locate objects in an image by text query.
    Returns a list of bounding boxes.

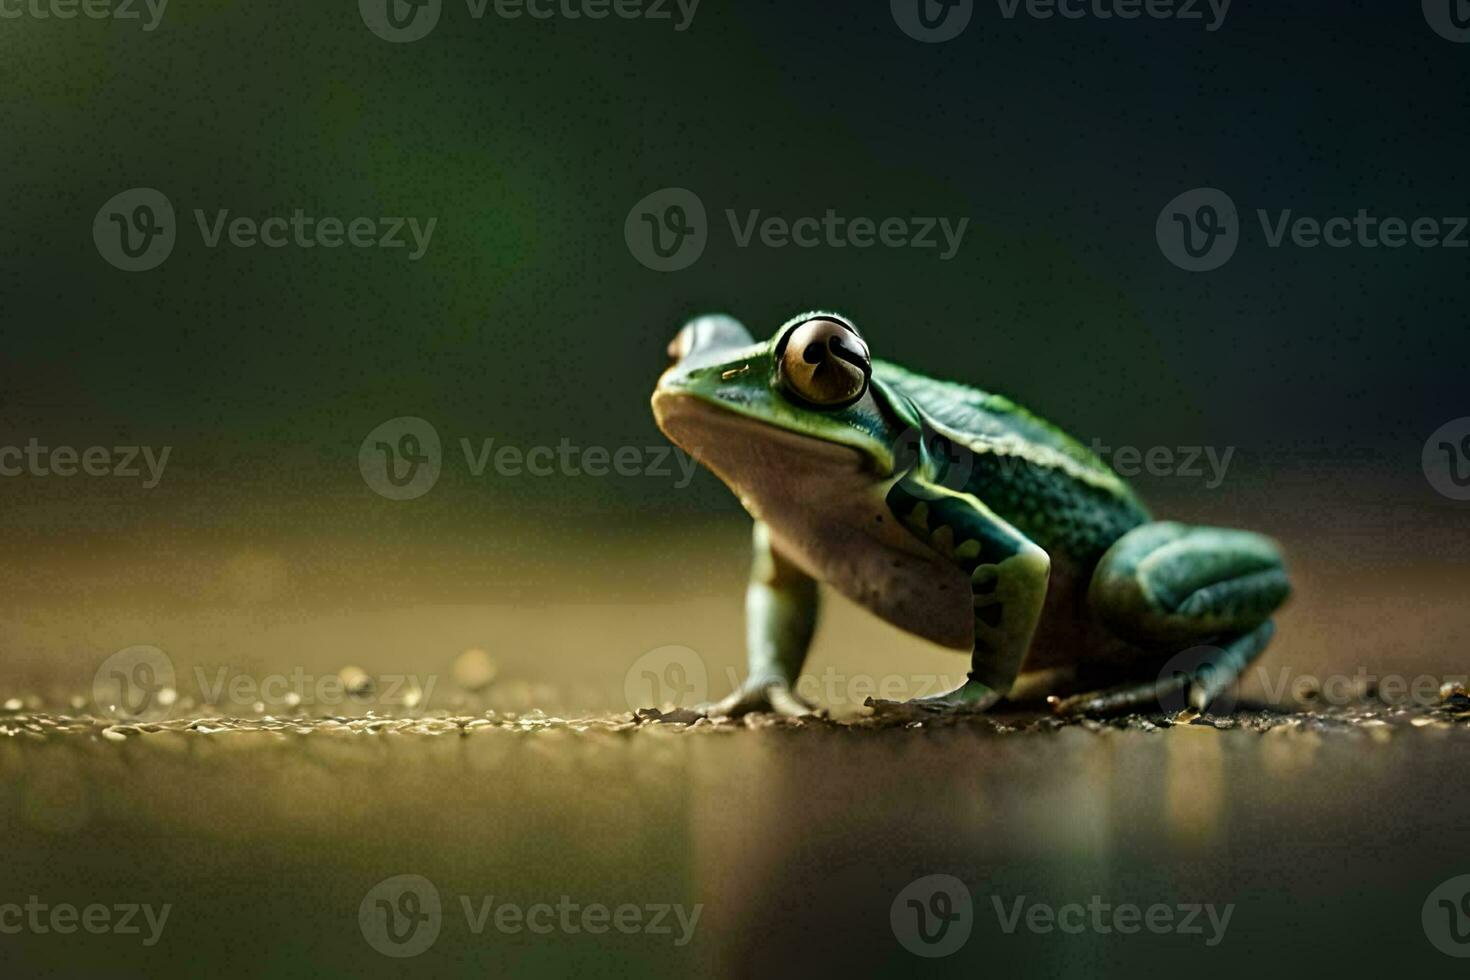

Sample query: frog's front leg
[699,521,820,718]
[871,478,1051,713]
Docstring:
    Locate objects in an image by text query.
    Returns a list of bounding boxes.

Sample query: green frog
[651,312,1291,717]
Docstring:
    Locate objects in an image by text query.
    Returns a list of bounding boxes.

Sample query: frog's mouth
[652,389,876,508]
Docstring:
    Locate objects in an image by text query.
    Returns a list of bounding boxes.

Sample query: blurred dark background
[1,0,1464,529]
[5,0,1467,698]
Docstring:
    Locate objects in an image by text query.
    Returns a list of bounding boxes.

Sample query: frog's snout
[657,313,757,400]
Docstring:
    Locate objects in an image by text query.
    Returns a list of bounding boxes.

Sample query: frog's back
[874,360,1149,566]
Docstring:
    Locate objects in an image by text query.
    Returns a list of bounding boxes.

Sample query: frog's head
[652,312,917,493]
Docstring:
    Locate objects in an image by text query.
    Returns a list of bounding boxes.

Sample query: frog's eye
[778,317,871,409]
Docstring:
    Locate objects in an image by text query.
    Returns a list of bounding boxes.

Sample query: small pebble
[452,649,499,692]
[339,666,374,698]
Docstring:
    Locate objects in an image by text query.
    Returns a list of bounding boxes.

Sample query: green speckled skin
[873,360,1151,568]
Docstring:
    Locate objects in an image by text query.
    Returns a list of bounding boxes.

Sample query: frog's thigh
[1087,521,1291,647]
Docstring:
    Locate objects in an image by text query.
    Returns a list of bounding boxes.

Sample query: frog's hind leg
[1054,522,1290,716]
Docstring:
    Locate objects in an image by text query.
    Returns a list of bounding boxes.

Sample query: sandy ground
[2,488,1469,977]
[3,697,1468,977]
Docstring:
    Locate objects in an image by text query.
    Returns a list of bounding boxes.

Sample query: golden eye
[778,317,871,408]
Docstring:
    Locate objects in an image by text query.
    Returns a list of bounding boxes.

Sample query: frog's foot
[1051,621,1276,717]
[697,680,815,719]
[866,678,1002,717]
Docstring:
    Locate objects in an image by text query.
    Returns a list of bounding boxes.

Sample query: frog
[650,311,1291,718]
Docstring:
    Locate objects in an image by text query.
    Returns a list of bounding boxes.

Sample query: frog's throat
[651,390,891,500]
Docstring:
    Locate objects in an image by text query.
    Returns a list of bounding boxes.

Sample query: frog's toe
[698,681,815,719]
[866,680,1002,717]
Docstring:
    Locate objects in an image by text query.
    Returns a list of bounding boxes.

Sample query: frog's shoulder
[872,360,1105,470]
